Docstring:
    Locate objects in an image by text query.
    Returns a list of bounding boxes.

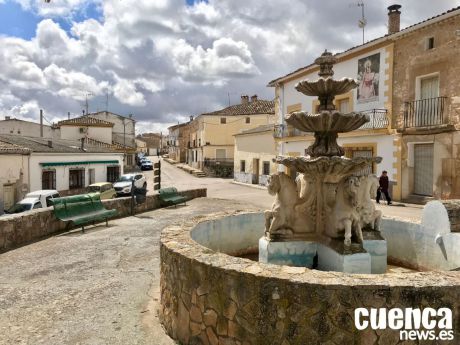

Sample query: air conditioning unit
[79,127,88,133]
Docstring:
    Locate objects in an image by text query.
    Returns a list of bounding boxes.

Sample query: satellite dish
[358,18,367,28]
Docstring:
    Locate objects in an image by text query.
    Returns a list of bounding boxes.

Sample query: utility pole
[40,109,43,137]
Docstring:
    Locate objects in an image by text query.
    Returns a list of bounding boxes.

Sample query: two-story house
[392,6,460,202]
[187,95,275,176]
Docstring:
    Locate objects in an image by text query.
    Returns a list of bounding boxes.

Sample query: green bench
[52,193,117,231]
[158,187,187,207]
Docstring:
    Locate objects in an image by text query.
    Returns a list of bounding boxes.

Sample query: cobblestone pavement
[146,157,423,222]
[0,198,257,345]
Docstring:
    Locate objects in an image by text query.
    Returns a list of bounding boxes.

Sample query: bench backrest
[158,187,178,197]
[53,193,106,219]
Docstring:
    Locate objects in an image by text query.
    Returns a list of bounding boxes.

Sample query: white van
[4,190,60,214]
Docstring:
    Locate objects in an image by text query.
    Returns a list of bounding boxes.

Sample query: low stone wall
[0,188,206,253]
[160,210,460,345]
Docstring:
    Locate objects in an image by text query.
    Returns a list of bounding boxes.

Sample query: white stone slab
[317,243,371,274]
[259,237,317,268]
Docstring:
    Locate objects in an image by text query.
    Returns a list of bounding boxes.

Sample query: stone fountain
[260,50,386,273]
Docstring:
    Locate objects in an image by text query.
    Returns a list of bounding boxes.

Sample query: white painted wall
[29,153,124,192]
[0,119,61,139]
[0,154,29,211]
[89,112,136,148]
[60,126,113,144]
[282,46,390,115]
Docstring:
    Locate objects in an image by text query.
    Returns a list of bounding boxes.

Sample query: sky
[0,0,458,134]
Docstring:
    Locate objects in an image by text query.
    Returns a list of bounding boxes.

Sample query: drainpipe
[40,109,44,138]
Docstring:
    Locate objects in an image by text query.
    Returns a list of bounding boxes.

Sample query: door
[417,76,439,126]
[3,185,15,210]
[414,144,434,196]
[88,169,95,185]
[252,159,260,184]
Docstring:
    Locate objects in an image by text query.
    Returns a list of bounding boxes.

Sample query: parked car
[87,182,117,200]
[113,174,146,196]
[4,190,60,214]
[140,160,153,170]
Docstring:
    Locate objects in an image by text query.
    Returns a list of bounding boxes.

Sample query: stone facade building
[393,7,460,201]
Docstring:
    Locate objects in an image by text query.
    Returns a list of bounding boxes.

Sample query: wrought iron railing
[358,109,389,130]
[403,96,447,128]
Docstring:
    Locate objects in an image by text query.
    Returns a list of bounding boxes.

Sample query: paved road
[143,157,423,221]
[0,198,256,345]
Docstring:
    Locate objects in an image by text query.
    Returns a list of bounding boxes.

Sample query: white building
[0,135,124,211]
[233,125,277,186]
[268,41,396,190]
[88,111,136,148]
[0,117,60,139]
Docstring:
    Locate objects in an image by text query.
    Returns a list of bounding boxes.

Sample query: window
[220,117,226,124]
[42,170,56,190]
[107,166,120,183]
[245,117,250,124]
[263,161,270,175]
[241,160,246,172]
[337,98,349,113]
[216,149,226,159]
[126,154,133,166]
[33,202,41,209]
[69,169,85,189]
[426,37,434,50]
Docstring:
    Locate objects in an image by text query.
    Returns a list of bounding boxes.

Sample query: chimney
[250,95,258,102]
[40,109,44,138]
[189,115,194,122]
[387,4,401,34]
[47,140,53,148]
[81,137,85,150]
[5,116,10,120]
[241,95,249,104]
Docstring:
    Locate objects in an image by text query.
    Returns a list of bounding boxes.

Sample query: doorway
[3,184,15,210]
[414,143,434,196]
[252,159,260,184]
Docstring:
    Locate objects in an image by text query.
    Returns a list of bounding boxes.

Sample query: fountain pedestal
[259,237,317,267]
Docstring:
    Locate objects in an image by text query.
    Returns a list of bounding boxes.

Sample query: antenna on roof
[350,1,367,44]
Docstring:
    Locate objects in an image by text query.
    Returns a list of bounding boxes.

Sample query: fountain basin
[274,155,382,182]
[295,77,358,98]
[286,110,369,133]
[160,205,460,345]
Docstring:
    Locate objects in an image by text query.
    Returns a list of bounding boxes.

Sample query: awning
[40,160,120,167]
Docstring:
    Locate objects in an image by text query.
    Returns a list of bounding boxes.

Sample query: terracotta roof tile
[202,100,275,116]
[57,116,114,127]
[0,140,30,154]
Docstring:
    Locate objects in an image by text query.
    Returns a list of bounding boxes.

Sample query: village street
[146,157,424,222]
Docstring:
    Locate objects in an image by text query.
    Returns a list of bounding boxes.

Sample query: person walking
[376,170,392,205]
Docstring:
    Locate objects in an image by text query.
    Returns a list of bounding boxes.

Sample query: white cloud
[1,0,458,134]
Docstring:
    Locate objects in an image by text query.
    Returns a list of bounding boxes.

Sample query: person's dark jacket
[379,175,389,191]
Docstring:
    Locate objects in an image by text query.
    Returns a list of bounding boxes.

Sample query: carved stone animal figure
[264,172,300,238]
[324,176,363,246]
[357,175,382,232]
[294,173,316,233]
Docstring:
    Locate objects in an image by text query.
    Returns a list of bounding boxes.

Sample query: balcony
[403,97,448,128]
[274,125,310,138]
[358,109,389,130]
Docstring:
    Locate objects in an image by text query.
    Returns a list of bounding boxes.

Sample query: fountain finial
[315,50,337,78]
